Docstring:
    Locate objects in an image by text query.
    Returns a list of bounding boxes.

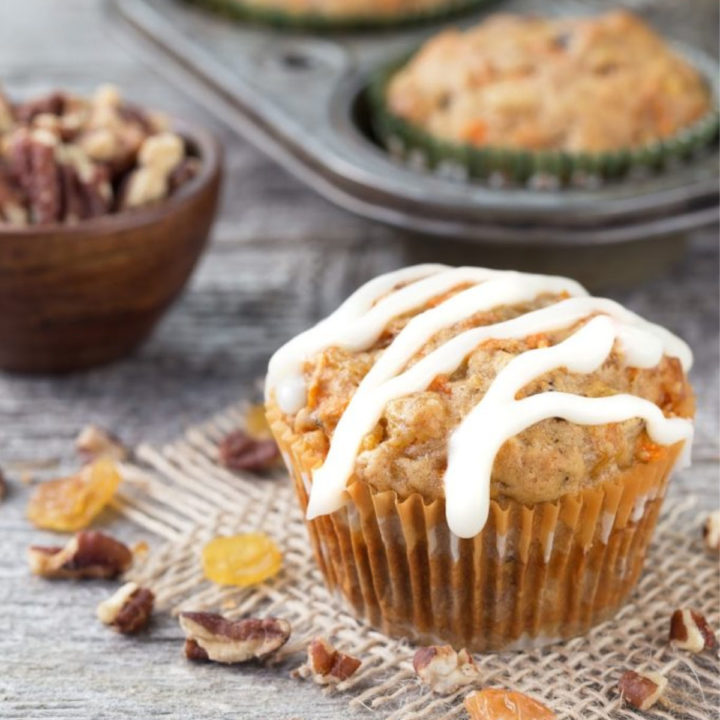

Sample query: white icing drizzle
[266,264,449,414]
[443,316,693,537]
[271,266,693,538]
[266,265,585,413]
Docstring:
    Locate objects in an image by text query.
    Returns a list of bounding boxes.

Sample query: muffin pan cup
[270,398,684,651]
[181,0,495,31]
[113,0,719,245]
[369,54,720,187]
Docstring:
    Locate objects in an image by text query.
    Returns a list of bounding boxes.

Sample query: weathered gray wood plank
[0,2,717,718]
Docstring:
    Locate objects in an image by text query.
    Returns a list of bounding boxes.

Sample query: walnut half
[28,530,132,579]
[97,582,154,634]
[292,638,361,685]
[413,645,480,694]
[179,612,291,664]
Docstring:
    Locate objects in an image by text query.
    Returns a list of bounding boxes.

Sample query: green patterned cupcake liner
[181,0,495,31]
[368,54,720,187]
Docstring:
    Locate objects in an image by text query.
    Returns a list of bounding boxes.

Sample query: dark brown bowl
[0,121,222,374]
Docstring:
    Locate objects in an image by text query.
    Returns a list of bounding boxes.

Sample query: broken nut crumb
[219,430,279,472]
[618,670,667,711]
[413,645,480,694]
[292,638,361,685]
[669,608,716,653]
[464,688,556,719]
[75,424,129,462]
[97,581,154,634]
[28,530,132,579]
[702,510,720,553]
[179,612,291,664]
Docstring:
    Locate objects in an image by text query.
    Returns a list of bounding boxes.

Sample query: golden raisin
[202,533,282,587]
[464,689,556,720]
[244,403,273,440]
[27,457,122,532]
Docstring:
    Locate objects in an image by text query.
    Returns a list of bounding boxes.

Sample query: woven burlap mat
[112,401,719,720]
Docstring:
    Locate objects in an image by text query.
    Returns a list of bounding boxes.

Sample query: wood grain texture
[0,1,717,719]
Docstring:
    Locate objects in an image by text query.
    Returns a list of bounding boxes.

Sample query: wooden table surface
[1,2,718,718]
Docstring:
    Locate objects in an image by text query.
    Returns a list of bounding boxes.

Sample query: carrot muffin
[375,11,716,182]
[266,264,694,651]
[187,0,485,27]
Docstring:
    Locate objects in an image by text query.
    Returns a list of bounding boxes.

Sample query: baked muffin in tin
[266,264,694,651]
[372,11,718,184]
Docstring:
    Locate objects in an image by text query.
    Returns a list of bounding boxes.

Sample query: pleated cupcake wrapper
[181,0,493,31]
[368,55,720,187]
[269,401,683,651]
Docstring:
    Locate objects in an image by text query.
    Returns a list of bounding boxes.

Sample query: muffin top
[267,265,694,537]
[385,11,711,153]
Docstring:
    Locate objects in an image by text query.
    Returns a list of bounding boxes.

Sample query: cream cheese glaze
[266,265,694,538]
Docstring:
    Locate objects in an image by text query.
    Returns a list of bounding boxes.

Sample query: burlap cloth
[113,401,719,720]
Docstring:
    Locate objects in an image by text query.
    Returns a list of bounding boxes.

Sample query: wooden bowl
[0,122,222,374]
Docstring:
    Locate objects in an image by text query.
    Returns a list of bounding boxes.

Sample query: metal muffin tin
[113,0,719,246]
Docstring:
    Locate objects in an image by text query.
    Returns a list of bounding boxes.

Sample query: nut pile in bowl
[0,84,200,226]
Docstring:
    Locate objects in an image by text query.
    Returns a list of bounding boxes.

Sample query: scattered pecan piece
[702,510,720,553]
[0,468,7,502]
[28,530,132,579]
[464,689,556,719]
[292,638,361,685]
[413,645,480,694]
[219,430,279,472]
[75,424,129,462]
[179,612,291,664]
[618,670,667,711]
[97,582,154,634]
[669,608,716,653]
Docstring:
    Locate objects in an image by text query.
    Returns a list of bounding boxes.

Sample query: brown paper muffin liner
[268,401,683,652]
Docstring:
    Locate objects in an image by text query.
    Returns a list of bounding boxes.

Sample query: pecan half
[75,424,129,462]
[7,128,62,224]
[292,638,361,685]
[120,132,184,209]
[0,161,27,225]
[703,510,720,553]
[97,582,154,634]
[179,612,291,664]
[413,645,480,694]
[15,91,67,124]
[669,609,716,653]
[465,689,556,719]
[618,670,667,710]
[28,530,132,579]
[219,430,279,472]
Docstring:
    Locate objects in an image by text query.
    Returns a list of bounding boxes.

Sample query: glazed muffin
[266,264,694,651]
[186,0,485,27]
[374,11,717,182]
